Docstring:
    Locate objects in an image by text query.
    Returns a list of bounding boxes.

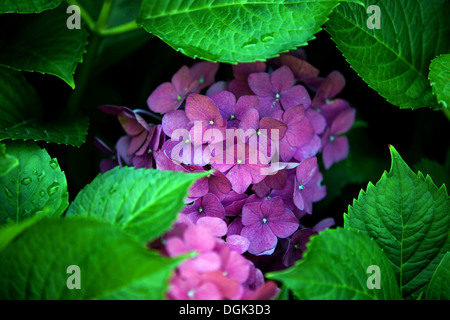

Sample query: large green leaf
[66,167,208,243]
[429,54,450,109]
[426,253,450,300]
[0,217,183,299]
[137,0,350,63]
[345,146,450,298]
[0,68,89,146]
[0,0,63,13]
[0,6,89,88]
[267,228,401,300]
[0,141,68,225]
[326,0,450,110]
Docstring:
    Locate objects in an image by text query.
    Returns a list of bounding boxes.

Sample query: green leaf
[0,0,63,13]
[0,143,19,176]
[0,141,68,225]
[66,167,208,243]
[326,0,450,110]
[344,145,450,298]
[267,228,401,300]
[0,68,89,146]
[0,7,89,88]
[429,54,450,109]
[0,217,183,299]
[426,253,450,300]
[137,0,346,63]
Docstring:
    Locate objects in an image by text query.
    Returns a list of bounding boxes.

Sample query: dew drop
[47,182,60,196]
[261,33,275,43]
[21,177,32,185]
[5,187,13,198]
[33,170,38,175]
[37,171,46,182]
[49,159,58,169]
[39,190,45,197]
[241,38,258,49]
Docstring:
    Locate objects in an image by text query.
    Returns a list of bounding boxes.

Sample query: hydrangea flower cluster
[97,50,356,300]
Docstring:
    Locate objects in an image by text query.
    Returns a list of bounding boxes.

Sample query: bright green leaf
[0,141,68,225]
[429,54,450,109]
[0,68,89,146]
[0,143,19,176]
[66,167,208,243]
[267,228,401,300]
[0,217,183,299]
[137,0,346,63]
[0,7,89,88]
[426,253,450,300]
[345,145,450,298]
[0,0,63,13]
[326,0,450,110]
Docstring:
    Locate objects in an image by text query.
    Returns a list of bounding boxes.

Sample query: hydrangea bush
[96,52,356,299]
[0,0,448,302]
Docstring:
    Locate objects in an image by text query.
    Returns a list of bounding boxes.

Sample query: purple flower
[210,91,259,129]
[182,193,226,223]
[98,105,164,169]
[185,93,227,145]
[147,65,199,114]
[321,108,356,169]
[282,218,335,267]
[248,66,311,118]
[190,61,220,92]
[212,142,270,194]
[241,197,299,255]
[279,54,322,91]
[293,157,326,214]
[272,106,315,162]
[228,62,267,98]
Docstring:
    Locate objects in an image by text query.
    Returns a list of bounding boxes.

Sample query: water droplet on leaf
[5,187,13,198]
[49,159,58,169]
[37,171,46,182]
[261,33,275,42]
[47,182,60,196]
[21,177,32,185]
[242,38,258,49]
[39,190,45,197]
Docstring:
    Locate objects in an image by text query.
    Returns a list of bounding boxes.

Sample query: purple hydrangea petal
[248,72,273,97]
[241,223,278,255]
[280,85,311,110]
[331,108,356,135]
[323,135,349,170]
[312,71,346,108]
[162,110,191,138]
[147,82,182,114]
[296,156,318,186]
[210,91,236,120]
[227,164,253,194]
[190,61,220,92]
[226,235,250,254]
[270,66,295,93]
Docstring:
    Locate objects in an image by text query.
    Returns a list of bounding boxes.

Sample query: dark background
[27,29,450,229]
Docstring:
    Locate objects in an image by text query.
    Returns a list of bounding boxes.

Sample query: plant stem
[100,20,140,37]
[95,0,113,31]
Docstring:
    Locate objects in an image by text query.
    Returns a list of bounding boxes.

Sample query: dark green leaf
[137,0,347,63]
[345,145,450,298]
[66,167,208,243]
[0,0,63,13]
[267,228,401,300]
[0,68,89,146]
[426,253,450,300]
[0,217,183,299]
[0,7,89,88]
[326,0,450,110]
